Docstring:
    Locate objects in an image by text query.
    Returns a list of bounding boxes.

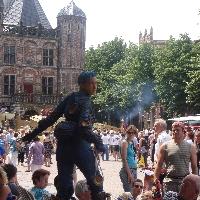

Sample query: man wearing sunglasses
[117,179,143,200]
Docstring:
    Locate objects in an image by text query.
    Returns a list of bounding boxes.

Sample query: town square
[0,0,200,199]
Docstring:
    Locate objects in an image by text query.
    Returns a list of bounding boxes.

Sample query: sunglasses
[134,184,143,189]
[172,129,182,132]
[127,131,135,135]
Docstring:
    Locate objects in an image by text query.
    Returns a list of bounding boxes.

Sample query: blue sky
[40,0,200,49]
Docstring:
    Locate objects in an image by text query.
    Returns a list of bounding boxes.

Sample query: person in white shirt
[101,132,110,161]
[109,131,115,156]
[154,119,171,162]
[112,132,121,161]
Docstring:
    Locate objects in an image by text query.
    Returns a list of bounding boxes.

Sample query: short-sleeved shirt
[101,135,110,145]
[155,131,171,160]
[109,134,115,145]
[29,142,44,165]
[30,187,51,200]
[9,137,17,152]
[113,135,121,145]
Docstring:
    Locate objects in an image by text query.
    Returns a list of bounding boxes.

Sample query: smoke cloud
[124,82,155,124]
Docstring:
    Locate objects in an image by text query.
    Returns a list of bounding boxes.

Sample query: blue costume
[22,71,105,200]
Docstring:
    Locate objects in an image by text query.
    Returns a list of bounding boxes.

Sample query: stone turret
[57,0,86,93]
[139,27,154,44]
[150,26,153,41]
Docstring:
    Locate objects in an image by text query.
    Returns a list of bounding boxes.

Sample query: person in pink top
[28,137,45,173]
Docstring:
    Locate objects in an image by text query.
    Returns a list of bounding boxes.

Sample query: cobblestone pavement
[17,154,144,199]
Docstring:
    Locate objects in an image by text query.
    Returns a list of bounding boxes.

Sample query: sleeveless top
[164,140,191,181]
[125,142,137,169]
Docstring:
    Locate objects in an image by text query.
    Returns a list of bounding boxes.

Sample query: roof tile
[3,0,52,29]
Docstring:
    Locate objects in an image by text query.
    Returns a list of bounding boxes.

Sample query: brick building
[0,0,86,112]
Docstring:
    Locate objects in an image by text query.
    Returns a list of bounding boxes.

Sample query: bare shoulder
[121,140,128,147]
[190,143,197,150]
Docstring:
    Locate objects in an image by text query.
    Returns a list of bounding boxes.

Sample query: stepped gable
[3,0,52,29]
[58,0,86,18]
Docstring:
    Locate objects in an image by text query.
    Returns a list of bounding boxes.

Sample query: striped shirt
[164,140,191,181]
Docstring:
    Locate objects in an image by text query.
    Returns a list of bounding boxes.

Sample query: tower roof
[58,1,86,18]
[3,0,52,29]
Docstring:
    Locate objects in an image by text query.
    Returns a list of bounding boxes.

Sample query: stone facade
[139,27,167,47]
[0,0,86,110]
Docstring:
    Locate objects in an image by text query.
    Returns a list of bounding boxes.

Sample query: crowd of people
[0,118,200,200]
[0,71,200,200]
[98,119,200,200]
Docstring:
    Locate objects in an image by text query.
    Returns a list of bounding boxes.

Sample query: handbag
[54,121,78,140]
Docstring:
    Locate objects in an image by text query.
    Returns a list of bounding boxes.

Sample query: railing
[0,94,64,105]
[2,24,57,39]
[0,96,12,105]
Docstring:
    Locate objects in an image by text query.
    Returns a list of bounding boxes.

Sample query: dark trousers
[56,140,103,200]
[102,144,109,161]
[18,152,25,163]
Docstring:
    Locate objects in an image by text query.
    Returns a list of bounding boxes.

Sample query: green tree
[185,41,200,112]
[86,40,156,124]
[154,34,194,117]
[185,70,200,112]
[85,37,127,123]
[85,37,126,73]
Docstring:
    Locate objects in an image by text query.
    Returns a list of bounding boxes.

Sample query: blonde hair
[141,191,153,200]
[155,118,167,130]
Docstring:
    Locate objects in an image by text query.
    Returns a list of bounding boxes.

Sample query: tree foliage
[85,34,200,124]
[153,34,194,117]
[186,70,200,111]
[185,41,200,112]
